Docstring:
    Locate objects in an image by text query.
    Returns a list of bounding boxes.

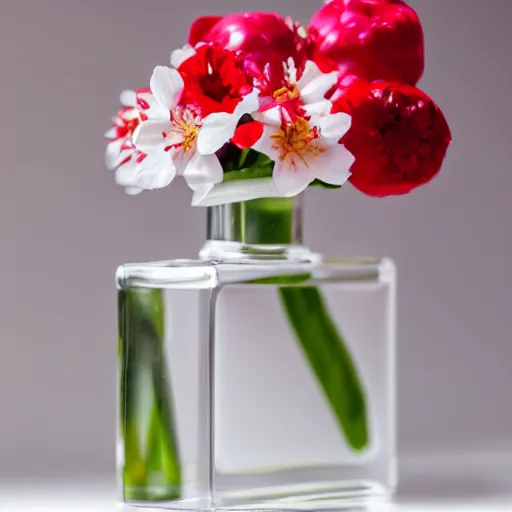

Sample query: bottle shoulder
[117,257,395,290]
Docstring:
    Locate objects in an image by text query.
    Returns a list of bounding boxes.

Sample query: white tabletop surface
[2,451,511,511]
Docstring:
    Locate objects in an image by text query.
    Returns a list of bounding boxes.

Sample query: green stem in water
[118,289,181,501]
[279,287,368,450]
[238,198,369,452]
[231,197,295,245]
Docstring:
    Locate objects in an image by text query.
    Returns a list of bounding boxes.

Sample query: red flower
[189,13,308,91]
[333,81,451,197]
[188,16,223,46]
[309,0,424,85]
[178,44,253,117]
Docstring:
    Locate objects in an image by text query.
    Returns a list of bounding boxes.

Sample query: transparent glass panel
[117,258,396,511]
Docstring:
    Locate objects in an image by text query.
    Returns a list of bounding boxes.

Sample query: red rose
[189,13,308,88]
[308,0,424,85]
[334,81,451,197]
[178,44,253,116]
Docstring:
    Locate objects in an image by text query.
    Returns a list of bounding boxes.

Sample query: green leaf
[119,288,182,502]
[223,166,273,182]
[278,286,369,451]
[238,148,252,169]
[222,148,274,177]
[310,179,343,190]
[245,149,273,168]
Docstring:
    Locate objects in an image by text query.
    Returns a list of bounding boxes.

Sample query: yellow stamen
[167,108,200,152]
[271,118,324,169]
[273,84,300,104]
[182,124,198,152]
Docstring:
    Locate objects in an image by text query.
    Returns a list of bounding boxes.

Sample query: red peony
[189,13,308,90]
[333,80,451,197]
[178,44,253,117]
[188,16,223,46]
[309,0,424,86]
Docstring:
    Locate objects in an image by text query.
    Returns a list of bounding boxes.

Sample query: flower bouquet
[107,1,451,510]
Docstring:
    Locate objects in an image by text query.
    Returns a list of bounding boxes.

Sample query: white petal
[133,119,172,153]
[197,112,236,155]
[170,45,196,68]
[114,150,176,191]
[234,89,260,117]
[120,89,137,107]
[303,99,333,119]
[125,187,143,196]
[297,61,323,90]
[314,143,354,186]
[150,66,184,111]
[147,102,171,120]
[113,149,135,169]
[198,89,261,155]
[299,62,338,105]
[251,125,281,162]
[272,160,312,197]
[286,57,298,84]
[104,127,117,139]
[253,107,282,127]
[192,178,279,207]
[172,150,193,177]
[115,161,140,187]
[190,184,215,205]
[138,92,169,120]
[137,92,154,106]
[301,73,338,104]
[183,152,224,190]
[105,139,123,170]
[316,112,352,143]
[137,151,177,190]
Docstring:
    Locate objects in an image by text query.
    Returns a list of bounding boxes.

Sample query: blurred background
[3,0,512,485]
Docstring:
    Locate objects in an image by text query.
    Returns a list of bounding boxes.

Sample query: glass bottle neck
[200,197,313,261]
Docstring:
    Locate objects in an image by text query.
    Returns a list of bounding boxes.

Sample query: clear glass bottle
[117,196,396,511]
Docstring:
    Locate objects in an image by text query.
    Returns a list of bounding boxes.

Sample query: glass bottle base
[121,477,390,511]
[117,257,396,510]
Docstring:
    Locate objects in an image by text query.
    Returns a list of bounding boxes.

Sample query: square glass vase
[117,198,396,511]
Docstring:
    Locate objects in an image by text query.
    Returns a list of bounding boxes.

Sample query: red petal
[232,121,264,149]
[188,16,223,46]
[202,12,309,75]
[338,80,451,197]
[308,0,424,85]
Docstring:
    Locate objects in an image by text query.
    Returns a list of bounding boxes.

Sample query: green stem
[279,287,368,450]
[118,289,181,502]
[237,198,369,452]
[231,197,295,245]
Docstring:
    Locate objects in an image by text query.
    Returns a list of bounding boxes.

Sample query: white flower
[191,59,349,205]
[132,65,259,198]
[257,59,338,121]
[105,88,177,195]
[197,89,260,155]
[105,91,136,171]
[105,91,149,195]
[251,106,354,197]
